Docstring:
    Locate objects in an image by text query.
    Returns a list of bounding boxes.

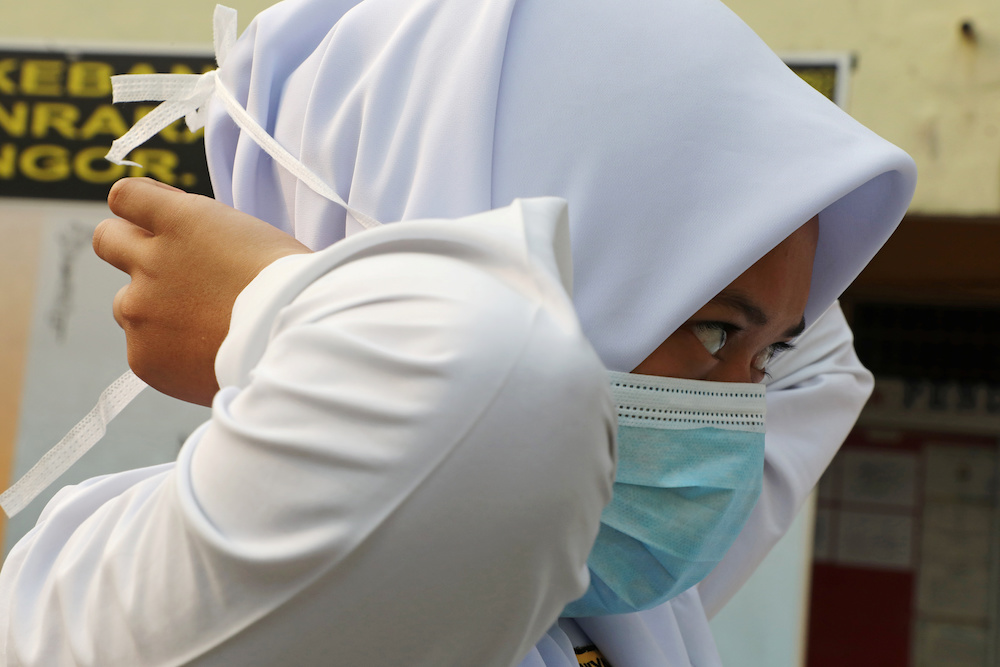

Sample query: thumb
[107,178,189,234]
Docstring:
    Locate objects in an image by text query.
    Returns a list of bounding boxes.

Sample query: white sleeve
[696,302,871,617]
[0,206,616,667]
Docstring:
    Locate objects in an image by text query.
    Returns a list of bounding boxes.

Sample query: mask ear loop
[2,5,383,518]
[106,5,381,231]
[0,371,147,517]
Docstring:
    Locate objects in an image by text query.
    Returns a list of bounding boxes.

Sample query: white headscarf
[206,0,915,373]
[204,0,916,663]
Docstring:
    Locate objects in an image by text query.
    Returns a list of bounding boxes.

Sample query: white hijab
[206,0,915,372]
[204,0,916,663]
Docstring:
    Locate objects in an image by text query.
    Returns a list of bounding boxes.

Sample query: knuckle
[113,285,146,328]
[117,298,141,327]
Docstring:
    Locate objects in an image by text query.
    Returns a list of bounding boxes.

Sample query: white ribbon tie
[0,371,148,518]
[105,5,380,230]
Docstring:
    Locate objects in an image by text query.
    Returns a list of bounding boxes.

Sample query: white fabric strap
[209,76,381,230]
[105,73,216,167]
[0,371,147,518]
[105,5,380,231]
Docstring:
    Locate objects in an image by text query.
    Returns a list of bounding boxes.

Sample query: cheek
[630,330,714,379]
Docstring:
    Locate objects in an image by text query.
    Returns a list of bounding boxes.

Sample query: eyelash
[759,341,796,380]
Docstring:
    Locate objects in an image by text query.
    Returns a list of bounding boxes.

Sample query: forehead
[706,219,818,329]
[708,288,807,338]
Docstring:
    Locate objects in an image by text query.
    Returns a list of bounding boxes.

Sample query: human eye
[752,341,796,376]
[691,322,729,355]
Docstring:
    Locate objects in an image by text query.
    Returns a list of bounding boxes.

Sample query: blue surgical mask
[562,370,766,617]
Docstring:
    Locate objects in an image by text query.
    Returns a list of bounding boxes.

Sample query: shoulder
[217,198,588,391]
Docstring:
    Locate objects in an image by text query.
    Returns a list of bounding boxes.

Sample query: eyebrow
[712,289,807,338]
[785,316,807,338]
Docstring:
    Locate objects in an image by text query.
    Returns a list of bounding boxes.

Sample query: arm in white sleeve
[0,199,616,667]
[697,301,871,617]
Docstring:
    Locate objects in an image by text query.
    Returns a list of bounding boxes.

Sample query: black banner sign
[791,65,838,103]
[0,48,216,201]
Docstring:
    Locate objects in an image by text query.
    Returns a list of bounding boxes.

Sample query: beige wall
[725,0,1000,216]
[0,211,43,548]
[0,1,277,44]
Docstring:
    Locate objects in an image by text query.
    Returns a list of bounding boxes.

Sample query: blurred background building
[1,1,998,666]
[719,2,1000,666]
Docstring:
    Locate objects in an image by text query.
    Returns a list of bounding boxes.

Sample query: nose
[704,359,757,384]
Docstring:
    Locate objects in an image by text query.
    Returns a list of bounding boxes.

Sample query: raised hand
[93,178,311,406]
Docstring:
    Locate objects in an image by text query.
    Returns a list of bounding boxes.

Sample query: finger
[107,177,189,235]
[112,284,128,330]
[141,177,183,194]
[93,217,152,274]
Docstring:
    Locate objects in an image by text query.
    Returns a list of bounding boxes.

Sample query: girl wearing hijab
[0,0,916,665]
